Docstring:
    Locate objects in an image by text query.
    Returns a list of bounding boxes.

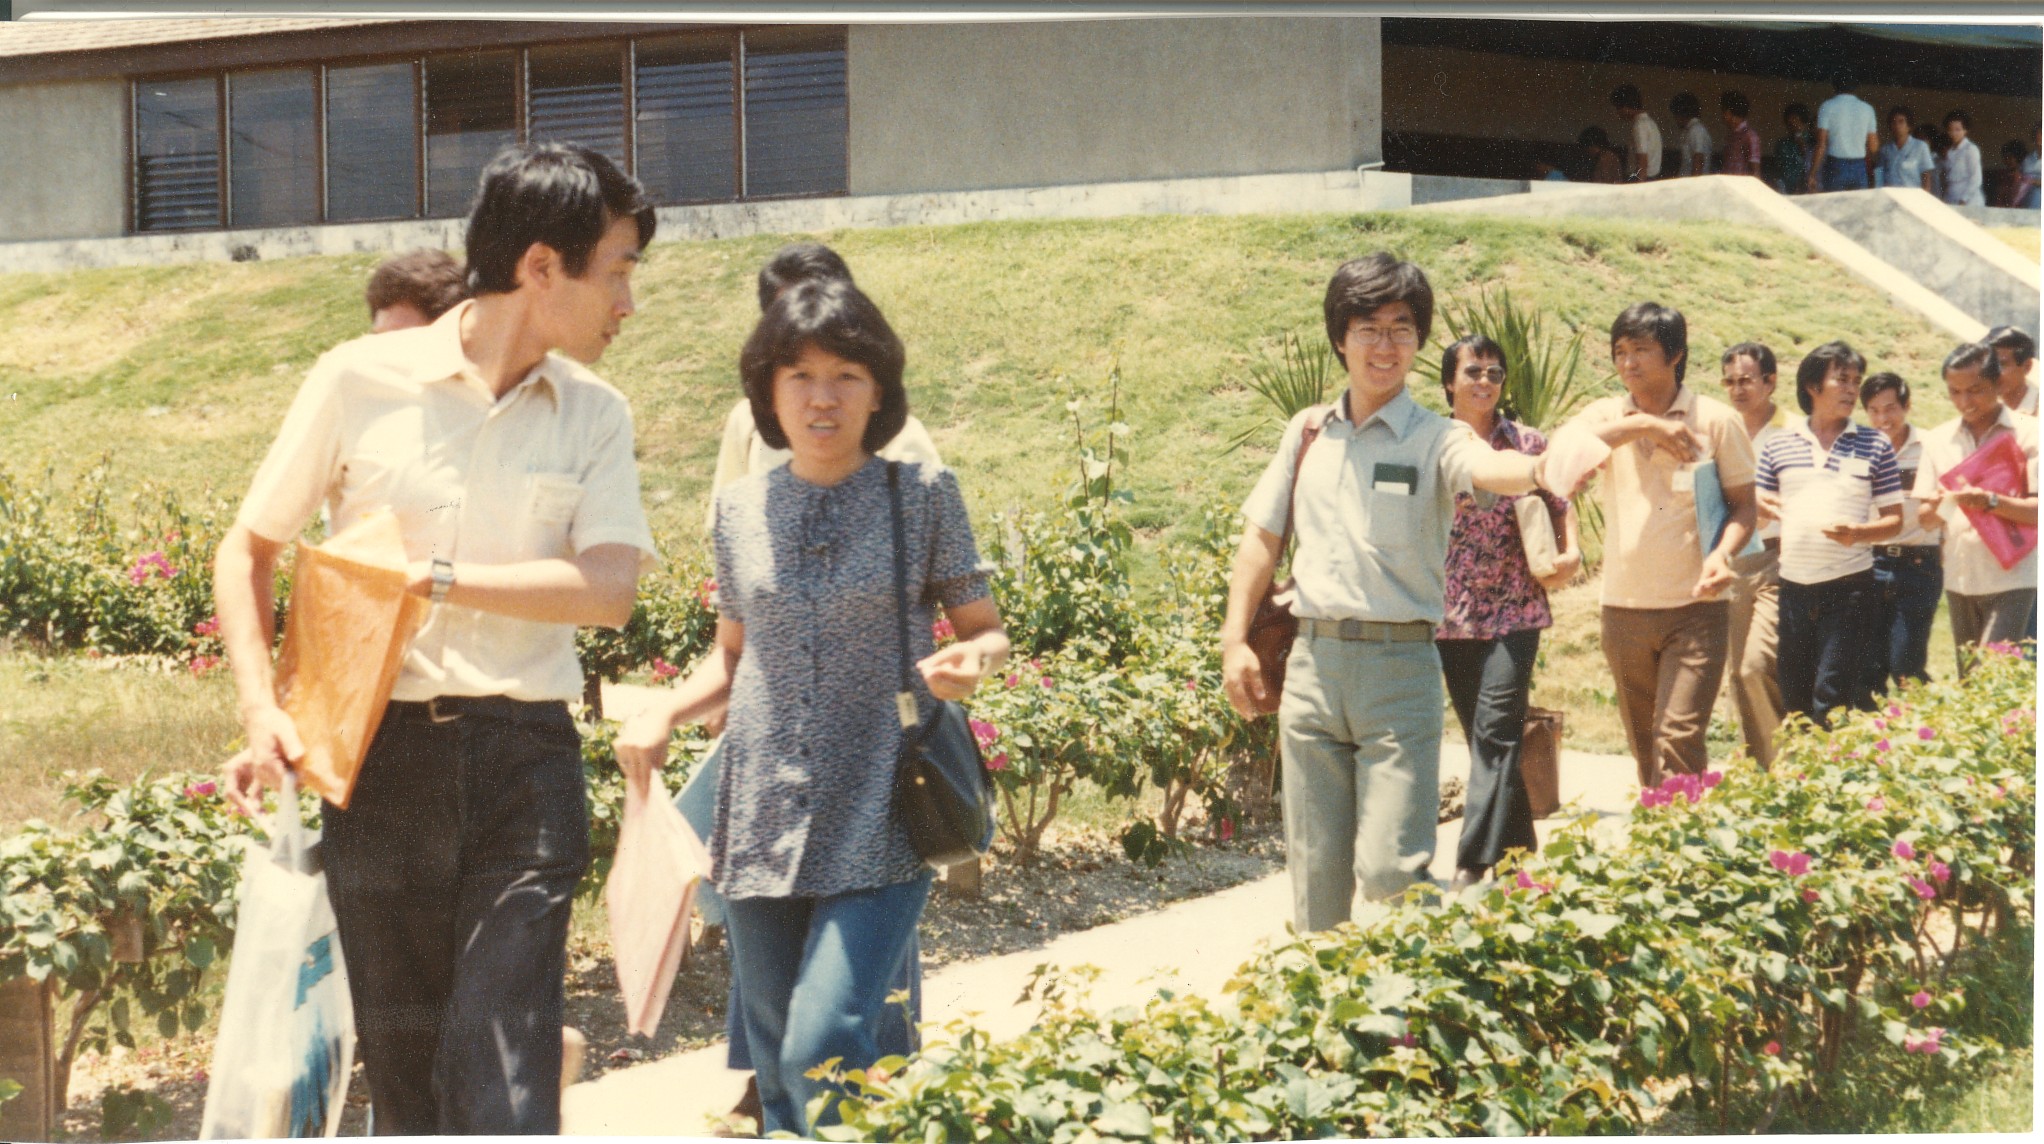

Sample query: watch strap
[429,558,455,604]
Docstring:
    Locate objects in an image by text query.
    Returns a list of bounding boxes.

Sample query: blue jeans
[724,872,934,1135]
[1823,155,1870,191]
[676,741,923,1071]
[1777,571,1877,728]
[1863,547,1942,695]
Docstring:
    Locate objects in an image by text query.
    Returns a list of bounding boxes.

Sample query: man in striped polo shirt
[1755,341,1905,728]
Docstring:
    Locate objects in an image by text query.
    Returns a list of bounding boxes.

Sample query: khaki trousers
[1726,547,1785,769]
[1600,601,1730,790]
[1949,589,2038,677]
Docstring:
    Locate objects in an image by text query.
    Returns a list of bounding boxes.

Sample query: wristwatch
[1985,492,2001,512]
[429,558,456,604]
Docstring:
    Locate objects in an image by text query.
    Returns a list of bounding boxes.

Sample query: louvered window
[228,68,319,228]
[742,28,848,198]
[634,35,737,204]
[528,44,627,169]
[424,51,517,218]
[326,62,419,223]
[134,77,221,231]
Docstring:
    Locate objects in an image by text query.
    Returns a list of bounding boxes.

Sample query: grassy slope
[1989,224,2040,261]
[0,210,1981,777]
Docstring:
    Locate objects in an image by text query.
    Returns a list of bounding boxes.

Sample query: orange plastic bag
[606,769,711,1037]
[273,510,431,809]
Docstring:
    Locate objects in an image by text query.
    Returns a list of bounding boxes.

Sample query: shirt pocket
[521,471,583,556]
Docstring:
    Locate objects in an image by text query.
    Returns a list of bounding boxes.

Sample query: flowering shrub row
[817,648,2036,1139]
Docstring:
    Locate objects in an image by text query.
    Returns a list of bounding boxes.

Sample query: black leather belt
[387,696,570,725]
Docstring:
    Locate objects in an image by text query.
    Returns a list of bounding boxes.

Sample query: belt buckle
[1339,618,1365,640]
[426,697,462,724]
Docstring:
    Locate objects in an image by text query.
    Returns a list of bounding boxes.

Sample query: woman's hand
[918,641,988,701]
[614,707,676,786]
[1536,548,1582,591]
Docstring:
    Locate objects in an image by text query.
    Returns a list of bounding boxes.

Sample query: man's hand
[918,641,988,701]
[1948,482,1996,512]
[613,708,675,787]
[1640,418,1702,462]
[1221,642,1268,719]
[1821,520,1866,547]
[1754,488,1784,523]
[1693,550,1735,599]
[226,703,304,817]
[1537,549,1583,591]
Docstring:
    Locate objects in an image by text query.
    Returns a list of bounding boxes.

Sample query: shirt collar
[415,300,563,408]
[1334,387,1422,440]
[1621,384,1695,420]
[1792,416,1865,446]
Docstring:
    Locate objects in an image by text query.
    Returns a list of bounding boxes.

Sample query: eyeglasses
[1347,325,1420,347]
[1459,365,1506,384]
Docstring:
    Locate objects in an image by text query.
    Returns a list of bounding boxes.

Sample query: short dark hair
[1670,91,1701,121]
[1578,125,1613,150]
[1783,102,1811,126]
[1721,340,1777,378]
[1861,371,1911,409]
[1610,302,1688,383]
[1986,325,2037,365]
[756,242,854,311]
[365,249,467,320]
[1832,72,1857,93]
[1323,254,1434,366]
[464,143,656,297]
[1720,91,1750,119]
[1794,341,1867,414]
[1610,84,1643,112]
[1887,105,1914,128]
[1944,341,2002,381]
[2003,140,2031,162]
[739,278,908,454]
[1439,333,1506,405]
[1944,109,1971,131]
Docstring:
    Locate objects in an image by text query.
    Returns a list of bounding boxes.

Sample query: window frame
[125,27,849,236]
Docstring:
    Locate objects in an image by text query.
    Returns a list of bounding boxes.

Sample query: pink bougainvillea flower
[931,618,955,641]
[1903,1028,1946,1055]
[1185,678,1198,691]
[969,718,1000,750]
[1513,868,1554,894]
[1994,784,2007,799]
[1874,738,1891,753]
[183,780,217,799]
[1866,797,1885,812]
[1911,991,1932,1010]
[193,615,221,637]
[1802,888,1820,903]
[1218,817,1236,842]
[1768,849,1791,872]
[1886,704,1903,718]
[187,654,221,675]
[1762,1040,1781,1056]
[1873,717,1888,732]
[986,752,1009,772]
[1892,838,1916,861]
[1004,674,1019,688]
[1786,852,1811,876]
[1929,860,1950,884]
[1040,675,1054,688]
[1701,770,1724,789]
[1917,726,1935,741]
[650,657,679,682]
[1907,876,1936,900]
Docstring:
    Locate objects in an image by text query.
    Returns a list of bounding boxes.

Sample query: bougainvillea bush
[816,647,2036,1140]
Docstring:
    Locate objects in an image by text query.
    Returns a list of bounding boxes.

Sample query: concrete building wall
[0,80,127,242]
[1385,43,2040,167]
[846,18,1381,195]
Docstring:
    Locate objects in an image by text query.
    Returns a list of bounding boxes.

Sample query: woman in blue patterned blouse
[616,279,1009,1136]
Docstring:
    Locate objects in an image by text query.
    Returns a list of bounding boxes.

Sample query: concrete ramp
[1415,175,1991,342]
[1797,188,2039,334]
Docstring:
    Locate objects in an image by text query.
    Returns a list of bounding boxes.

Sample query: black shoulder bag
[886,462,997,869]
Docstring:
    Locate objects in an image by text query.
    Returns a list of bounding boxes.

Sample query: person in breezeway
[1753,342,1904,729]
[1671,91,1713,177]
[214,142,660,1135]
[1560,303,1757,790]
[1808,73,1879,192]
[1941,110,1986,208]
[1858,371,1944,697]
[1913,343,2039,677]
[1876,106,1938,194]
[1610,84,1663,182]
[1719,341,1790,768]
[1217,253,1587,931]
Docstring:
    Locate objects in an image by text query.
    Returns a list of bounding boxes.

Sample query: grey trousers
[1727,547,1785,769]
[1949,588,2037,676]
[1278,634,1442,932]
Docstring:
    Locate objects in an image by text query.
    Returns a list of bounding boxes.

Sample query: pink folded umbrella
[606,769,711,1038]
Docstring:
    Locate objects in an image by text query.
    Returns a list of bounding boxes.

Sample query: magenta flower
[1769,850,1811,876]
[1218,817,1236,842]
[1004,674,1019,688]
[1801,888,1820,903]
[650,657,678,682]
[1513,868,1553,894]
[1701,770,1724,789]
[968,718,1000,750]
[1892,839,1916,861]
[1873,717,1888,731]
[931,617,955,642]
[1039,675,1054,689]
[1184,678,1198,691]
[192,615,221,637]
[187,654,221,676]
[1762,1040,1781,1056]
[987,752,1009,772]
[1911,990,1932,1010]
[1874,738,1891,753]
[1917,726,1935,741]
[1903,1028,1945,1055]
[1929,860,1950,884]
[183,780,217,799]
[1886,704,1903,718]
[1907,876,1936,900]
[1866,797,1885,812]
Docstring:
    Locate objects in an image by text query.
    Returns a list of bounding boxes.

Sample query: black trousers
[1777,571,1878,730]
[319,697,589,1136]
[1437,630,1541,873]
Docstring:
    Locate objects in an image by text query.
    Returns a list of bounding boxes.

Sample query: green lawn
[1989,225,2040,262]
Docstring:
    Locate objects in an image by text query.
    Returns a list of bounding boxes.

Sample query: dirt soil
[53,821,1285,1142]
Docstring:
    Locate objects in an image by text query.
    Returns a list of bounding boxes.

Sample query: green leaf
[1091,1100,1153,1139]
[184,934,215,969]
[157,1009,180,1039]
[1761,952,1788,983]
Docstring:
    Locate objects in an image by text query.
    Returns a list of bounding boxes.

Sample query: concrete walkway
[561,718,1644,1138]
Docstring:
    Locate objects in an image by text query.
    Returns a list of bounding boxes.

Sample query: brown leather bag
[1243,408,1329,716]
[1521,706,1565,819]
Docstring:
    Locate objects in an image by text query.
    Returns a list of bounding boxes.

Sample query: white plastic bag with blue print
[200,774,356,1138]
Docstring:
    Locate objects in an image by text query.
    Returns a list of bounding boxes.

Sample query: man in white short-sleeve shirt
[1811,76,1880,191]
[214,143,658,1135]
[1612,83,1664,180]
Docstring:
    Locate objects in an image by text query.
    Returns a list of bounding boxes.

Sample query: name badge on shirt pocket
[1673,465,1698,494]
[526,473,584,525]
[1840,457,1872,480]
[1371,462,1419,495]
